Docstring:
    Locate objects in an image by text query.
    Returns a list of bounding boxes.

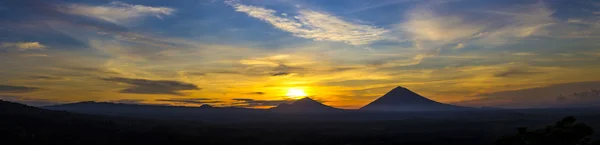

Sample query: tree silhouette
[496,116,597,145]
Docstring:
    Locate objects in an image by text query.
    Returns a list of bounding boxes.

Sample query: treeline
[497,116,600,145]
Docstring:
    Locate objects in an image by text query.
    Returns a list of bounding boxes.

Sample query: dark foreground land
[3,100,600,145]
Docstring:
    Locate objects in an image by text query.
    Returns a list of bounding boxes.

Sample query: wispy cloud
[20,54,49,57]
[494,68,541,78]
[401,9,483,43]
[102,77,200,95]
[512,52,538,56]
[399,2,555,52]
[156,98,222,105]
[62,1,175,24]
[0,85,40,93]
[248,92,265,95]
[557,17,600,38]
[1,42,46,51]
[89,40,169,62]
[475,2,555,46]
[455,81,600,108]
[231,98,295,107]
[53,66,120,76]
[29,75,67,81]
[237,54,309,76]
[227,1,389,46]
[345,0,417,14]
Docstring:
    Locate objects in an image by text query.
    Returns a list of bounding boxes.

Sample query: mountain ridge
[45,86,469,114]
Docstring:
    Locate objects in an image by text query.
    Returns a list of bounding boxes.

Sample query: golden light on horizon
[285,88,307,99]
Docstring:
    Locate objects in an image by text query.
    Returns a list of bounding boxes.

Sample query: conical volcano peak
[381,86,429,101]
[388,86,416,93]
[286,97,329,108]
[393,86,408,90]
[270,97,340,112]
[360,86,468,111]
[294,97,321,104]
[199,104,214,108]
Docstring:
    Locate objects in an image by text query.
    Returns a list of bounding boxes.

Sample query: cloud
[271,72,291,76]
[231,98,295,107]
[227,1,389,46]
[156,98,222,105]
[556,17,600,38]
[88,39,183,62]
[29,75,66,80]
[6,1,179,51]
[20,54,49,57]
[238,55,308,76]
[512,52,538,56]
[1,42,46,51]
[269,64,298,76]
[62,1,175,24]
[102,77,200,95]
[453,43,465,49]
[68,67,116,74]
[494,68,541,77]
[248,92,265,95]
[0,1,166,50]
[567,19,584,24]
[454,81,600,108]
[0,85,40,93]
[475,2,555,45]
[345,0,417,14]
[211,70,242,74]
[0,95,58,106]
[184,72,207,76]
[398,6,484,53]
[399,2,555,52]
[53,66,120,76]
[401,10,483,43]
[325,79,398,87]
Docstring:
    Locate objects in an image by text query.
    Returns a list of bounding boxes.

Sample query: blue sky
[1,0,600,108]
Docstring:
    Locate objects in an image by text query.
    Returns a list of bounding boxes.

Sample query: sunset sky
[1,0,600,109]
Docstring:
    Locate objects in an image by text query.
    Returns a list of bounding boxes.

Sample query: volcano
[360,86,468,111]
[270,97,342,113]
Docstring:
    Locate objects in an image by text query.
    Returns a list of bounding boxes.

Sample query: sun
[285,88,307,99]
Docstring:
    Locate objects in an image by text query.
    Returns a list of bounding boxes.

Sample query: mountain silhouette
[360,86,469,111]
[0,100,46,115]
[270,97,342,113]
[199,104,215,108]
[45,101,259,120]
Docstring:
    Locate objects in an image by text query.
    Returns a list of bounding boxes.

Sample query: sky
[1,0,600,109]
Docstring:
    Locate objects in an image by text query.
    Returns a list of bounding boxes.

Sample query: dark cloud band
[231,98,294,107]
[0,85,39,93]
[102,77,200,95]
[156,98,221,105]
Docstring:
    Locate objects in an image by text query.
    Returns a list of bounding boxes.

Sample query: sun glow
[285,88,307,99]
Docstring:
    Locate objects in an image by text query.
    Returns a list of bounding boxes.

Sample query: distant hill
[45,101,264,122]
[0,99,36,111]
[360,86,470,111]
[0,100,270,145]
[270,97,344,113]
[0,100,132,145]
[0,100,50,115]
